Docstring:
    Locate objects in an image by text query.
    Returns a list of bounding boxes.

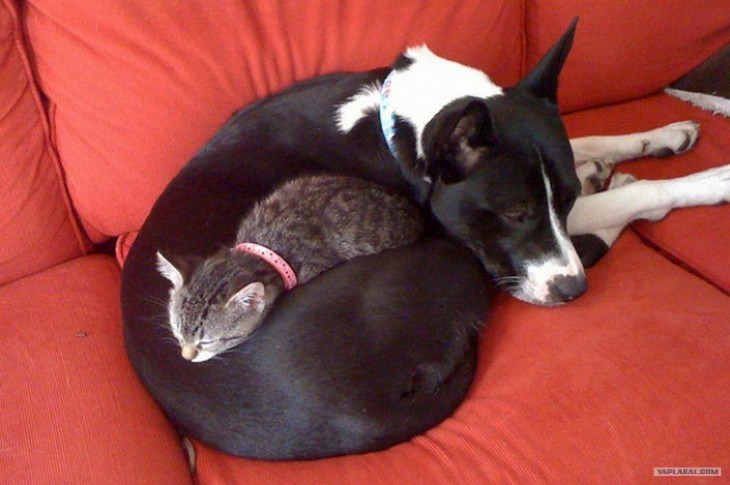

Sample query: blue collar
[379,71,398,158]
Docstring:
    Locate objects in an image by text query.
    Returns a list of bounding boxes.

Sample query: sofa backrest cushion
[525,0,730,113]
[0,0,86,285]
[23,0,524,241]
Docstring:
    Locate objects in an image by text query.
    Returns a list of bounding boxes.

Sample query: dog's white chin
[508,287,566,307]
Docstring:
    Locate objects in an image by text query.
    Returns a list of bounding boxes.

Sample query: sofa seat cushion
[190,232,730,484]
[23,0,524,241]
[563,94,730,293]
[0,0,86,285]
[0,255,191,484]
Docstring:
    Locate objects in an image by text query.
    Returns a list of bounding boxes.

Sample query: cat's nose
[181,344,199,361]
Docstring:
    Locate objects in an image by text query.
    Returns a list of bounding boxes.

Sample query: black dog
[121,21,615,459]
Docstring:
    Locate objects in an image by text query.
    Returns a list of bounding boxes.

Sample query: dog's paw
[607,172,637,190]
[576,159,614,195]
[643,121,700,158]
[629,165,730,223]
[679,164,730,204]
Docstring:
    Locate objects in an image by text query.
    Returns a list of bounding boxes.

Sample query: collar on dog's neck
[379,71,399,158]
[234,243,298,290]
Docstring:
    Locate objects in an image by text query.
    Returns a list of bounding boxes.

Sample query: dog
[121,20,730,460]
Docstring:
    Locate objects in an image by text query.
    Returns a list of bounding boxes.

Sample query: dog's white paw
[617,165,729,224]
[666,164,730,208]
[686,164,730,202]
[642,120,700,158]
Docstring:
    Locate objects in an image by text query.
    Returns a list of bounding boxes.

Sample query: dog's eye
[501,204,532,223]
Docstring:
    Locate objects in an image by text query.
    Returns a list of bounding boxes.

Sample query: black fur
[393,53,415,71]
[122,21,580,459]
[121,71,488,460]
[571,234,609,268]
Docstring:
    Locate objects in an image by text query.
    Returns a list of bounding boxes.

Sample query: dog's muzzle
[506,251,587,306]
[546,274,587,303]
[509,272,587,306]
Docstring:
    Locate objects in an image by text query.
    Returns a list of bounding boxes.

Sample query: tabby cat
[157,175,424,362]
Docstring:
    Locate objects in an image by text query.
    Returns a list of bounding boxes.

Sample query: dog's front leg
[570,121,700,195]
[568,164,730,267]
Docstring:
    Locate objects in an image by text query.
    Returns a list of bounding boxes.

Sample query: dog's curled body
[122,17,730,459]
[122,22,593,459]
[121,69,491,459]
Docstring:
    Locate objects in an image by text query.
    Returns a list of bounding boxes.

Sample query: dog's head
[388,21,585,305]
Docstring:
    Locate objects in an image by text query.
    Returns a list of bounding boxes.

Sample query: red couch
[2,0,729,483]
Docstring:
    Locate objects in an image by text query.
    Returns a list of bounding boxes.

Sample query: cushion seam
[6,0,92,255]
[630,225,729,297]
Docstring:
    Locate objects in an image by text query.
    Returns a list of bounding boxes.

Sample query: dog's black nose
[549,274,587,302]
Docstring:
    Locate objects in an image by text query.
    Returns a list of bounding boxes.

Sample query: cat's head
[156,251,268,363]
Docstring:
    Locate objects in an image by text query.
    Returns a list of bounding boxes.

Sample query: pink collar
[234,243,298,290]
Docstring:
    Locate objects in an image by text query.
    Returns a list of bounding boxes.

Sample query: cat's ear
[226,282,266,314]
[156,251,185,290]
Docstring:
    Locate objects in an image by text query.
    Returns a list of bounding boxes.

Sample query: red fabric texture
[0,0,86,285]
[192,232,730,484]
[6,0,729,483]
[525,0,730,113]
[23,0,524,241]
[563,94,730,293]
[0,255,192,484]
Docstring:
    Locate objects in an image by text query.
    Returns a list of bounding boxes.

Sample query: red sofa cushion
[1,255,192,484]
[23,0,524,241]
[563,94,730,293]
[191,233,730,484]
[0,0,86,285]
[525,0,730,113]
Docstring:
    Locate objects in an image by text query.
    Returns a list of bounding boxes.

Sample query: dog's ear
[423,97,495,183]
[518,17,577,104]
